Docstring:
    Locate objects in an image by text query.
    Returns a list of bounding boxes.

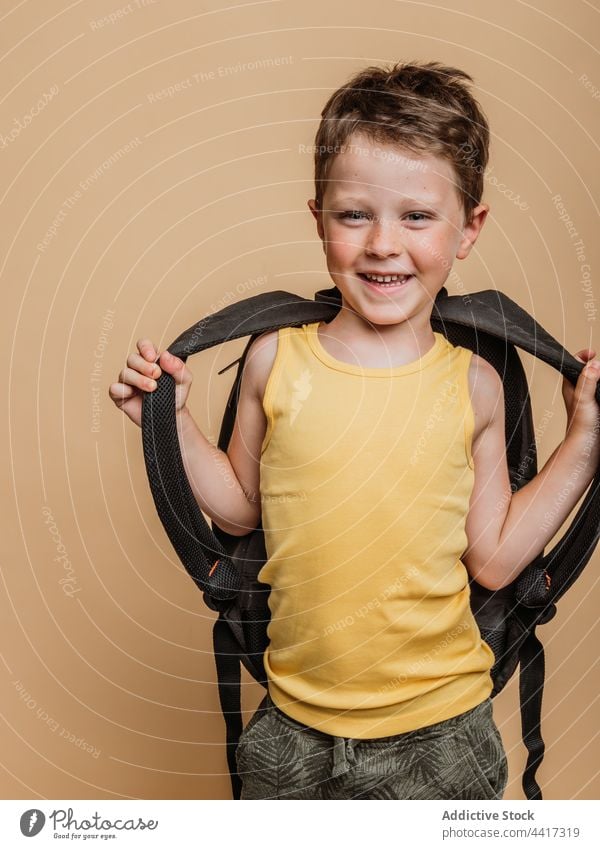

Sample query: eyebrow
[327,194,442,207]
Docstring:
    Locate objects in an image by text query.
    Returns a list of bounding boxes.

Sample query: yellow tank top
[258,321,495,738]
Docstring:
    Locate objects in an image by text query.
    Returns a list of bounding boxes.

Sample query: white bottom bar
[0,799,598,848]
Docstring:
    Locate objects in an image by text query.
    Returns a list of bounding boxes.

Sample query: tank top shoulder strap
[453,343,476,471]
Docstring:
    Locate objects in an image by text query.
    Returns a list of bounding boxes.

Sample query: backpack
[141,285,600,801]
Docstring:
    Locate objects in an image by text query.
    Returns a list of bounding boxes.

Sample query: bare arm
[110,332,279,535]
[463,355,600,590]
[177,330,278,536]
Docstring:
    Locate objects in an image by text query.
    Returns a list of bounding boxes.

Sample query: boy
[110,61,600,800]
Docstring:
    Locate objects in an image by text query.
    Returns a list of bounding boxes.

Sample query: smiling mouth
[358,272,413,287]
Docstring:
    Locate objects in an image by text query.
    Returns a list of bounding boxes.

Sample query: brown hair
[313,61,490,224]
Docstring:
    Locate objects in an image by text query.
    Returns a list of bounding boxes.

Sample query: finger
[118,366,158,391]
[127,352,161,379]
[136,339,159,363]
[108,382,137,400]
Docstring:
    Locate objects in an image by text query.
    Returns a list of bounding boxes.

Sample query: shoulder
[242,329,280,402]
[464,352,505,441]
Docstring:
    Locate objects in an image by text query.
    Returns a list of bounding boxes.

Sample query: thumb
[580,359,600,388]
[159,350,189,380]
[574,348,596,365]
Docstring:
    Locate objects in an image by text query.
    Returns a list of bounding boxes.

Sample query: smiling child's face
[308,132,488,331]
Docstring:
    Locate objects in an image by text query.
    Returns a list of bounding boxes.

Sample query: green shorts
[236,693,508,800]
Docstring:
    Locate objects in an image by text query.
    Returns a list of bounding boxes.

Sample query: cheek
[414,233,453,268]
[325,226,362,263]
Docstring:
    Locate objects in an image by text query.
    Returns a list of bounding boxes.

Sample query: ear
[307,198,325,243]
[456,203,489,260]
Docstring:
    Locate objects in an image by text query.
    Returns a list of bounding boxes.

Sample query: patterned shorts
[236,693,508,800]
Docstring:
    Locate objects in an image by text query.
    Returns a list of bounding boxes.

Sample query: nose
[364,215,404,259]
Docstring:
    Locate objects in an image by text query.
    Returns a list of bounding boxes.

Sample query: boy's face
[308,132,488,329]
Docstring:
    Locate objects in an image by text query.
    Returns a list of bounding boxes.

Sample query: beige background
[1,0,599,801]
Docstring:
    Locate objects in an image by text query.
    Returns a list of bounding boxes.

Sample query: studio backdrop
[1,0,598,800]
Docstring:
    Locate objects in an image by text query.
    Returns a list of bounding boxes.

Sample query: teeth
[364,273,408,284]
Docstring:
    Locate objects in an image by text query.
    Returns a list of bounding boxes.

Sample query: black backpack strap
[169,290,338,357]
[433,288,600,600]
[141,291,338,603]
[518,624,546,800]
[213,613,243,800]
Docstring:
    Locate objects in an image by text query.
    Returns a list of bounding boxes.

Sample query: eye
[338,210,371,221]
[404,212,431,222]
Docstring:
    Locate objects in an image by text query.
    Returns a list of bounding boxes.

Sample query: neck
[320,303,437,368]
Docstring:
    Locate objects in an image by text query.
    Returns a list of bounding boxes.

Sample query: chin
[341,297,413,327]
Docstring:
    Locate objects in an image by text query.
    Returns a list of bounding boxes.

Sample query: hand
[562,348,600,440]
[108,339,193,428]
